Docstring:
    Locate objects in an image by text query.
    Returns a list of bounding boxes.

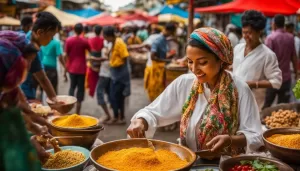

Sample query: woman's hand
[127,118,147,138]
[206,135,231,153]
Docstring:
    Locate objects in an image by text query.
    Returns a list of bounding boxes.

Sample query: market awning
[0,16,20,26]
[158,14,200,24]
[152,5,200,18]
[119,13,158,23]
[82,14,125,26]
[44,6,84,26]
[195,0,298,16]
[285,0,300,13]
[64,8,101,18]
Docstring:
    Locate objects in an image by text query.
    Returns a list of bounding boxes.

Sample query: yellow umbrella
[0,16,20,26]
[43,6,84,26]
[158,14,200,25]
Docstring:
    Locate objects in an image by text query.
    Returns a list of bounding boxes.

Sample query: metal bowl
[260,103,300,124]
[46,95,77,114]
[263,127,300,164]
[220,156,293,171]
[49,124,104,149]
[42,146,90,171]
[50,115,100,130]
[90,139,196,171]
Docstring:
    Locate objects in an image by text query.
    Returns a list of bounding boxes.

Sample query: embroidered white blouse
[232,43,282,89]
[132,73,263,153]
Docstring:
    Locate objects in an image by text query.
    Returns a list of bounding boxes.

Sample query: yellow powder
[267,134,300,149]
[53,114,97,128]
[43,150,85,169]
[97,147,189,171]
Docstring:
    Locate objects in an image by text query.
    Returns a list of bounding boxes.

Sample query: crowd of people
[0,7,299,170]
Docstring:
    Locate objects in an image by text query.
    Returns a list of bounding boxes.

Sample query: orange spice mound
[97,147,189,171]
[267,134,300,149]
[53,114,97,128]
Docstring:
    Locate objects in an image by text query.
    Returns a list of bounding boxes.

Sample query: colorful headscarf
[0,31,28,92]
[180,27,239,151]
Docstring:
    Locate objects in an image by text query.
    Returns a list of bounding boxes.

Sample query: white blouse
[132,73,263,153]
[232,43,282,89]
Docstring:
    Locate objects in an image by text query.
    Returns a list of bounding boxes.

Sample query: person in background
[285,22,300,58]
[144,23,176,102]
[41,23,66,94]
[137,26,149,41]
[103,26,130,124]
[21,12,60,102]
[65,23,91,114]
[20,15,33,34]
[263,15,297,108]
[226,24,239,48]
[87,25,104,97]
[127,27,142,45]
[121,26,132,43]
[96,40,112,123]
[232,10,282,109]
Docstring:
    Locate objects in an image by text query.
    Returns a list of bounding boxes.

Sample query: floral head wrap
[0,31,28,93]
[180,27,239,152]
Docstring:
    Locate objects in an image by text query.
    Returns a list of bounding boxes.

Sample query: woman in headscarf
[127,28,263,159]
[0,31,50,171]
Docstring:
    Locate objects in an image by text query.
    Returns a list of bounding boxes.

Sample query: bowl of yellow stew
[42,146,90,171]
[90,139,196,171]
[263,127,300,164]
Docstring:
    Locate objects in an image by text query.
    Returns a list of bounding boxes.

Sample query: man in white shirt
[232,10,282,109]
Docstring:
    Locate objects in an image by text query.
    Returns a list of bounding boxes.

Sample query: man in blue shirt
[151,23,176,62]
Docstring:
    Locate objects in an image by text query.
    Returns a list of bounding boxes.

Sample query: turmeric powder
[53,114,97,128]
[267,134,300,149]
[97,147,189,171]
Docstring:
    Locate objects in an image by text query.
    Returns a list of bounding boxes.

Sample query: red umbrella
[82,15,125,26]
[285,0,300,12]
[195,0,298,16]
[119,13,158,23]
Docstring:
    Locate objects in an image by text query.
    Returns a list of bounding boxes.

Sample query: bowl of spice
[90,138,196,171]
[42,146,90,171]
[263,128,300,164]
[50,114,99,130]
[46,95,77,114]
[49,114,104,148]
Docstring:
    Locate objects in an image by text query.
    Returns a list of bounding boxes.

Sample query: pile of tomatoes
[230,164,256,171]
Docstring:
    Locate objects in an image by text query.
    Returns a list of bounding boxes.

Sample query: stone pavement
[57,72,179,144]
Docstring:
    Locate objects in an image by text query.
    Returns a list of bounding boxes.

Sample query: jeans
[263,79,291,109]
[110,80,126,119]
[96,76,111,105]
[69,73,85,102]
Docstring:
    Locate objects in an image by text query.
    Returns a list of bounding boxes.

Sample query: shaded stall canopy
[82,13,125,26]
[119,13,158,23]
[0,16,20,26]
[195,0,299,16]
[64,8,101,18]
[150,5,200,18]
[44,6,84,26]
